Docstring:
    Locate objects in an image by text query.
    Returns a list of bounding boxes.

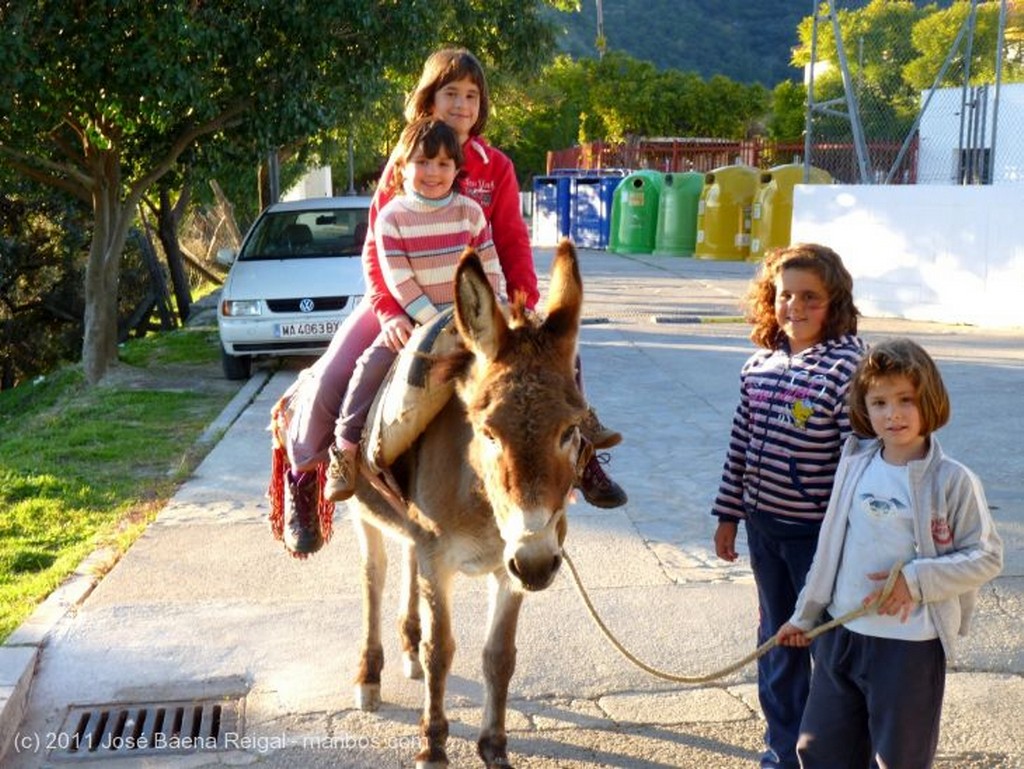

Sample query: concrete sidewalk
[2,249,1022,768]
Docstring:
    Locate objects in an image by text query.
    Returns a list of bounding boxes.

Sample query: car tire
[221,347,252,380]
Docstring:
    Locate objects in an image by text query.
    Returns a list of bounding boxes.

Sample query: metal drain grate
[52,697,243,760]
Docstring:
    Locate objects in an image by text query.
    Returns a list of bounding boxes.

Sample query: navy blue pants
[745,514,821,769]
[798,625,945,769]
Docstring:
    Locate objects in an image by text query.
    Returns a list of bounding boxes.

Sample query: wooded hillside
[550,0,953,86]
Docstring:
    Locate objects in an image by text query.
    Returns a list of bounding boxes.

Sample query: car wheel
[221,347,252,380]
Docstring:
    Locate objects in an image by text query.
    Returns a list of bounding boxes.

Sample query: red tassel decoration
[267,396,289,542]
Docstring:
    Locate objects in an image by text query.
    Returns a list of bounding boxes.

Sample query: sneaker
[324,444,358,502]
[580,407,622,450]
[578,452,627,508]
[284,470,323,554]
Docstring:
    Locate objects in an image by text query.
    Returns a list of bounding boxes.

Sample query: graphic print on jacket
[712,334,867,525]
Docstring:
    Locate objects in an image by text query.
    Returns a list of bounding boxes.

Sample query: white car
[216,196,371,379]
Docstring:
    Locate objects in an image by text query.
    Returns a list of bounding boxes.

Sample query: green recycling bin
[749,164,833,261]
[694,164,759,261]
[609,171,663,254]
[654,171,705,256]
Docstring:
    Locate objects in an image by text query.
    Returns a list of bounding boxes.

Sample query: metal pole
[957,0,979,184]
[965,86,978,183]
[802,1,820,184]
[267,150,280,204]
[990,0,1007,185]
[830,5,872,183]
[347,134,356,195]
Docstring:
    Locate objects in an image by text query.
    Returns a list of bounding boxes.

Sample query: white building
[917,81,1024,185]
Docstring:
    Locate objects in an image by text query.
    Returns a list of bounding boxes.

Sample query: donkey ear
[454,247,507,361]
[541,238,583,352]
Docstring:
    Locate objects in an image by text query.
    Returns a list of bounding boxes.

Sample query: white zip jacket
[789,434,1003,661]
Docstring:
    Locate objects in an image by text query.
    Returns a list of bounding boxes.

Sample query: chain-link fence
[547,2,1024,187]
[805,0,1024,185]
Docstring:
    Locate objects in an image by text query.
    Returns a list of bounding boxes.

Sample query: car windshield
[239,207,369,261]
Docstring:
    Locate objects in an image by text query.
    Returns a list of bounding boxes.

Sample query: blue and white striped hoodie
[712,333,868,526]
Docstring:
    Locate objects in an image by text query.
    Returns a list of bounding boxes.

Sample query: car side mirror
[216,247,237,267]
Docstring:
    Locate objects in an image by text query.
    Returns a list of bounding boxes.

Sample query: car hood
[224,256,365,300]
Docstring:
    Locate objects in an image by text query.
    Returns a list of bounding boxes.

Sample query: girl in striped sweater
[324,117,502,501]
[711,243,867,769]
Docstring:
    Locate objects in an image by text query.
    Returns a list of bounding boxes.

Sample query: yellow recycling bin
[695,164,760,261]
[749,164,833,261]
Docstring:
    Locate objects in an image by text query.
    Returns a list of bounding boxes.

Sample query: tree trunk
[81,149,136,385]
[134,227,175,333]
[82,231,123,385]
[157,186,192,324]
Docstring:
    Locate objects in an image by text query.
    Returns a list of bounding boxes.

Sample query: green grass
[0,328,242,640]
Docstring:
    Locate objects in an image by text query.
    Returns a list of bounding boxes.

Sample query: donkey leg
[398,541,423,680]
[415,566,455,769]
[353,517,386,711]
[477,572,524,769]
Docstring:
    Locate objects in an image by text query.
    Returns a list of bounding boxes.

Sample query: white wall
[282,166,333,201]
[791,184,1024,329]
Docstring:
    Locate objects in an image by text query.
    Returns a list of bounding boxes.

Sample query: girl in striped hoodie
[711,243,867,769]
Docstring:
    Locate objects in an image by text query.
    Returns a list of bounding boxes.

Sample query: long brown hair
[745,242,860,349]
[404,48,490,136]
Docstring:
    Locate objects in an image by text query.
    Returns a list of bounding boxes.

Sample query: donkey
[348,239,589,769]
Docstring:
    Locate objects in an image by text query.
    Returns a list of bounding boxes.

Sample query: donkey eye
[481,426,498,444]
[560,425,578,447]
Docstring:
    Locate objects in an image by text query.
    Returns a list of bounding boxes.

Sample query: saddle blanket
[363,308,460,474]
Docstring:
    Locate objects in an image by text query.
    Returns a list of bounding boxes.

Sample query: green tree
[793,0,931,142]
[0,1,436,384]
[0,183,91,388]
[306,0,568,198]
[904,0,1024,89]
[768,80,808,140]
[494,51,769,178]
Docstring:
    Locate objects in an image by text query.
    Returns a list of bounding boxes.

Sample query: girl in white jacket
[776,338,1003,769]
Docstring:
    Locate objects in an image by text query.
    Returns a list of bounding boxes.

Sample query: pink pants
[285,298,380,471]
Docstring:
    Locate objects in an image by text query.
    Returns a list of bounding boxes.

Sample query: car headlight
[220,299,262,317]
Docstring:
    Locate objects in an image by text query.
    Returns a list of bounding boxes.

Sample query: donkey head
[452,239,587,591]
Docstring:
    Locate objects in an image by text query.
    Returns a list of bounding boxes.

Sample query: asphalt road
[2,248,1022,768]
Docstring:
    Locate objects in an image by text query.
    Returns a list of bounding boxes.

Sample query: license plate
[275,320,340,338]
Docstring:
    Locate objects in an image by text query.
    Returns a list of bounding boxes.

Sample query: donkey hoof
[403,652,424,680]
[354,683,381,712]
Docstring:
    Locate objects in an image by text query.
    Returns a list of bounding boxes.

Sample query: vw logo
[298,298,315,313]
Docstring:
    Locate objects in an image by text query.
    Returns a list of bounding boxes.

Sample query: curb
[0,367,271,761]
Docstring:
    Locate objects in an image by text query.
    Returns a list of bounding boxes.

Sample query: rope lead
[562,550,905,685]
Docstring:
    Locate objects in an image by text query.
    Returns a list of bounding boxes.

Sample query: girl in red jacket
[277,48,624,555]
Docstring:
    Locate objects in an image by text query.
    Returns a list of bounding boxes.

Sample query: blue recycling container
[599,175,624,249]
[571,176,603,248]
[571,174,630,249]
[531,176,572,247]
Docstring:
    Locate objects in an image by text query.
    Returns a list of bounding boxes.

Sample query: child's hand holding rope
[776,562,908,649]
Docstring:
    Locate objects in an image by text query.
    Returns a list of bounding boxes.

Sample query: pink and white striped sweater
[376,192,504,324]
